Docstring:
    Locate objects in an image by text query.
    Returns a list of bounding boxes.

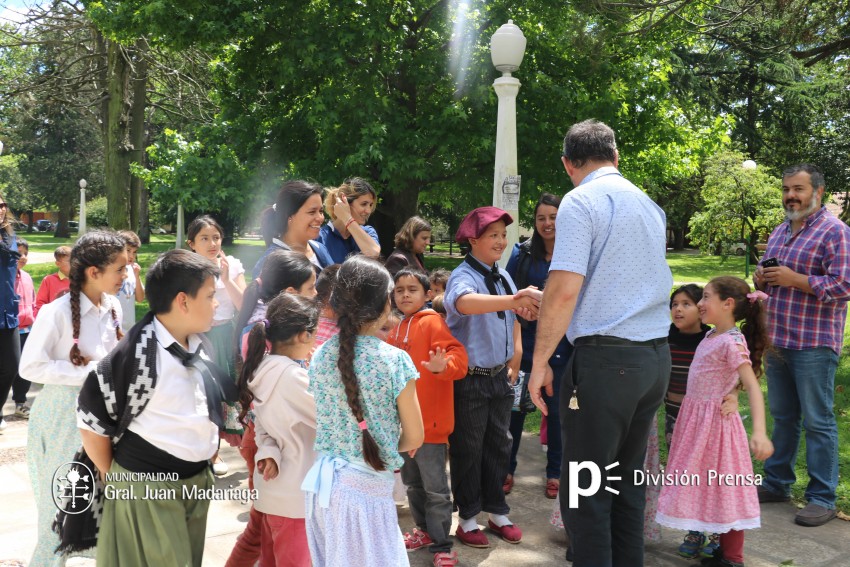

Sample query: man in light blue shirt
[528,120,672,567]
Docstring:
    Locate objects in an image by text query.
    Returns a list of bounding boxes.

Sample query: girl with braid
[20,231,127,567]
[302,256,424,566]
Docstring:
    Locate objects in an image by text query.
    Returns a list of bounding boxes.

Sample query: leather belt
[468,364,507,377]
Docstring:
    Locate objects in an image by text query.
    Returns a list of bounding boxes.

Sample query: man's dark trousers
[559,336,670,567]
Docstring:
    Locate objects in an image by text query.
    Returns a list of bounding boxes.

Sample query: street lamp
[79,179,87,234]
[741,160,757,277]
[490,19,526,265]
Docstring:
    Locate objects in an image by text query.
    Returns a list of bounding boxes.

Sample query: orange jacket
[386,309,468,444]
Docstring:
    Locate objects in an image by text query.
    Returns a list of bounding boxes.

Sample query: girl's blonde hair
[323,177,376,221]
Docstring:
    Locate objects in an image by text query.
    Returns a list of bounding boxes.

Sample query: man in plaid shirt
[754,164,850,527]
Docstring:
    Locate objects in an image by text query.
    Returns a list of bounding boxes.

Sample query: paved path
[2,389,849,566]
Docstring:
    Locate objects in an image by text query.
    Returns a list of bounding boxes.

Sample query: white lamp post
[79,179,87,234]
[0,140,4,155]
[741,160,757,276]
[176,202,185,249]
[490,20,526,265]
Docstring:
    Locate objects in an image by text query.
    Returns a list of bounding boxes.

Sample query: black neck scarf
[464,254,511,319]
[166,342,238,430]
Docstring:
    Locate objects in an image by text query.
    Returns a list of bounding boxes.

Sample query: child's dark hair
[315,264,341,310]
[118,230,141,249]
[707,276,770,376]
[394,267,430,291]
[235,250,315,338]
[275,180,323,238]
[238,293,319,425]
[670,283,703,308]
[331,255,393,471]
[146,249,220,314]
[16,238,28,254]
[530,193,563,261]
[429,268,450,288]
[68,231,126,365]
[186,215,224,246]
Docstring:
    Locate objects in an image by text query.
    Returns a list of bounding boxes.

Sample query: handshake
[512,286,543,321]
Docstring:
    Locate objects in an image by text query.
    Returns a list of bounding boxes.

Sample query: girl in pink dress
[656,276,774,567]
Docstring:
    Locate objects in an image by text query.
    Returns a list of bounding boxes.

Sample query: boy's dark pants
[401,443,453,553]
[559,336,670,567]
[449,370,512,520]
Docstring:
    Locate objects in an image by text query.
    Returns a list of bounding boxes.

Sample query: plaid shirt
[762,206,850,354]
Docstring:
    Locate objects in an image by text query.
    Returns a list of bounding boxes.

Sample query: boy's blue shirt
[444,253,517,368]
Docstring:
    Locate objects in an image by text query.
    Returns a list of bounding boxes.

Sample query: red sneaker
[432,551,458,566]
[455,525,490,548]
[545,478,560,499]
[404,528,434,551]
[487,520,522,544]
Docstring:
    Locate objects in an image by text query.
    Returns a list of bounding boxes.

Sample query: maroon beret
[455,206,514,243]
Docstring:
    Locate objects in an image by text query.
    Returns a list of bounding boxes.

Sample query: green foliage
[86,196,110,228]
[132,128,250,219]
[688,151,784,254]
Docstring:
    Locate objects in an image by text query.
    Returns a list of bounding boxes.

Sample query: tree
[688,151,783,262]
[88,0,734,248]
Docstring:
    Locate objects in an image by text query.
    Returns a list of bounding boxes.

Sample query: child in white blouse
[20,231,127,567]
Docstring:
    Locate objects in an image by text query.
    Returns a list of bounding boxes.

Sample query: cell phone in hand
[761,257,780,268]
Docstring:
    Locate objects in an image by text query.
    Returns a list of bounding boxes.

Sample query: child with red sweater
[33,245,71,318]
[387,267,468,567]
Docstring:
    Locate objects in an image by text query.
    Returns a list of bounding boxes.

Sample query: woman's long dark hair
[708,276,770,377]
[238,293,319,425]
[68,231,126,365]
[234,250,314,347]
[275,180,323,239]
[530,193,562,261]
[330,255,393,471]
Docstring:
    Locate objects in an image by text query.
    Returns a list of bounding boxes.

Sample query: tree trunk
[104,40,133,229]
[673,226,686,250]
[55,207,70,238]
[371,183,420,256]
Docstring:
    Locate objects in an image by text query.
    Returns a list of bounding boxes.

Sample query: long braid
[336,311,385,471]
[69,266,85,366]
[330,256,394,472]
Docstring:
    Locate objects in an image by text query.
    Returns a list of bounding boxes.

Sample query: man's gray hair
[562,119,617,168]
[783,164,825,190]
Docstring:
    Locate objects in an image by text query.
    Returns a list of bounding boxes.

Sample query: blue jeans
[763,347,839,509]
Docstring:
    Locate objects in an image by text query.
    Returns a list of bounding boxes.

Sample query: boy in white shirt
[76,249,238,567]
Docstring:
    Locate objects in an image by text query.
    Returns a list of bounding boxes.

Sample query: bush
[85,196,109,228]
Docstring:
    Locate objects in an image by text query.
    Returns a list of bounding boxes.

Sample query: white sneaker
[0,418,7,430]
[212,458,228,476]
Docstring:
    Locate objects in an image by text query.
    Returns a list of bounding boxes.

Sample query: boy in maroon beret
[443,206,542,548]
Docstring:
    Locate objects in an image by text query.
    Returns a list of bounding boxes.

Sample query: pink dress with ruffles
[656,328,761,533]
